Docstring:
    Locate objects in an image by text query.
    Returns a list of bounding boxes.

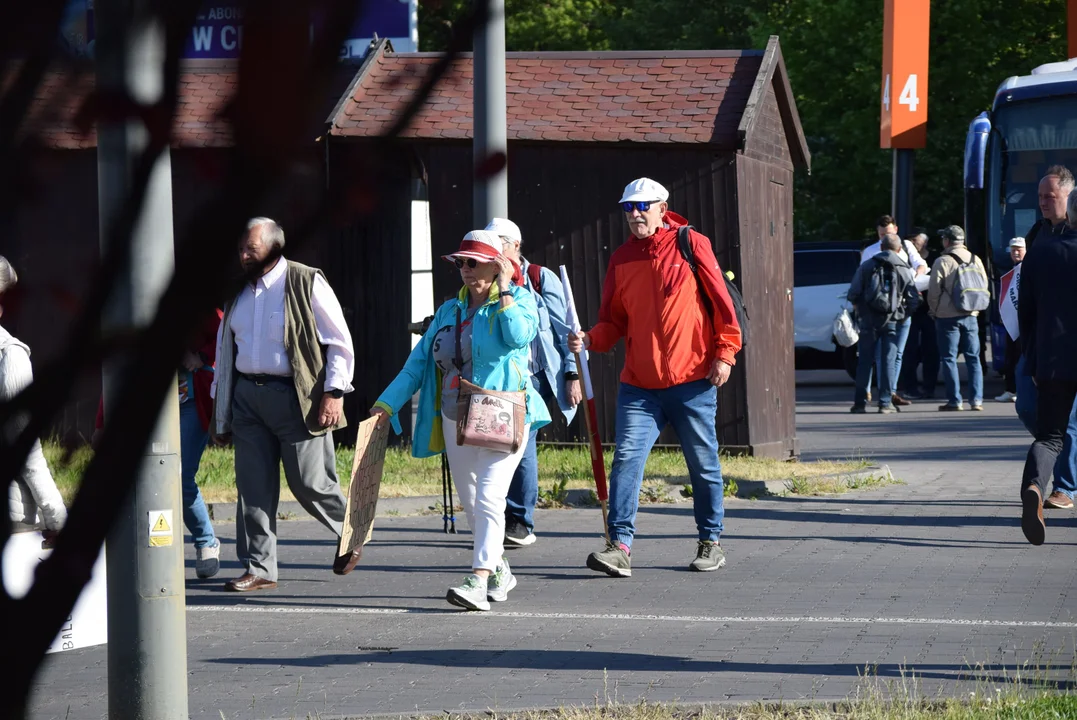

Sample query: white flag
[559,265,594,401]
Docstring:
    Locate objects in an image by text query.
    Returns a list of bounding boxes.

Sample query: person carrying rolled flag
[567,177,742,576]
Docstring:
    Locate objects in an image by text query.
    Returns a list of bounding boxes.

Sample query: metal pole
[473,0,508,226]
[96,1,188,718]
[892,148,914,235]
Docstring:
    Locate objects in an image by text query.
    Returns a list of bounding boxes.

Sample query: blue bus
[964,58,1077,370]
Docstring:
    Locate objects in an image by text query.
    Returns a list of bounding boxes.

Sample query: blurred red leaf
[474,151,506,179]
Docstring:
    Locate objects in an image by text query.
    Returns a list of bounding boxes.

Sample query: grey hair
[1067,189,1077,228]
[0,255,17,296]
[1046,165,1076,193]
[247,217,285,251]
[881,233,902,253]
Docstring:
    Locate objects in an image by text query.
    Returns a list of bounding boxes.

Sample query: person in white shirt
[211,218,358,592]
[861,216,929,278]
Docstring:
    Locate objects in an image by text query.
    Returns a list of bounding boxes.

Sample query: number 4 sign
[880,0,929,148]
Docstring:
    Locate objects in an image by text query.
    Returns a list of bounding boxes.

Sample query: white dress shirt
[213,258,354,396]
[861,239,926,272]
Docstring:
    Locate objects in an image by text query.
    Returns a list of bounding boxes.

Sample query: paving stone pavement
[27,374,1077,719]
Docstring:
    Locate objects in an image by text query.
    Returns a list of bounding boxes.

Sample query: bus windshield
[988,95,1077,270]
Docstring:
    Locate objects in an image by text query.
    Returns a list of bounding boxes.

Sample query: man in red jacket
[95,309,223,578]
[568,178,742,576]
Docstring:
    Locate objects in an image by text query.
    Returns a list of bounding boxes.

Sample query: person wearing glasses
[567,178,742,577]
[371,230,550,611]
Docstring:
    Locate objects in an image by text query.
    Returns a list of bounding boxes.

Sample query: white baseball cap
[1008,236,1026,249]
[485,217,522,245]
[442,230,502,264]
[619,177,669,205]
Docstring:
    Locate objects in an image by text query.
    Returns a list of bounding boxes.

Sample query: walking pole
[559,266,610,543]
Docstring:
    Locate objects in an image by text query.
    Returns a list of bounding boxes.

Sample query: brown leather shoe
[1044,491,1075,510]
[891,393,912,407]
[225,573,278,592]
[333,548,363,575]
[1021,486,1046,546]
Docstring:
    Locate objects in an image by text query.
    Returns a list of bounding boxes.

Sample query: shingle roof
[328,48,765,146]
[11,63,238,149]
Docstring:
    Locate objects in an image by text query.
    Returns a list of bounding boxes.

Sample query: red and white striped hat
[442,230,502,264]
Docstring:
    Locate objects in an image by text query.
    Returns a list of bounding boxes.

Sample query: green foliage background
[417,0,1068,241]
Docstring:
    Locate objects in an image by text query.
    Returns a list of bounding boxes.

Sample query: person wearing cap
[567,177,742,576]
[995,237,1026,403]
[371,230,550,611]
[927,225,987,411]
[485,217,582,547]
[897,228,939,400]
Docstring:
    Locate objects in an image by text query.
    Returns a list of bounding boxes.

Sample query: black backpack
[865,257,900,317]
[676,225,750,351]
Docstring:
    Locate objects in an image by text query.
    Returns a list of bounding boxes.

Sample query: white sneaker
[446,574,490,611]
[195,539,221,579]
[487,557,517,602]
[995,392,1017,402]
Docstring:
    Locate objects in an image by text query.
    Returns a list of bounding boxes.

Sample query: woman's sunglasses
[454,258,479,269]
[621,201,652,213]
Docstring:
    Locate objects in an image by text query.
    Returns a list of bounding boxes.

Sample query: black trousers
[1002,336,1021,394]
[1023,380,1077,495]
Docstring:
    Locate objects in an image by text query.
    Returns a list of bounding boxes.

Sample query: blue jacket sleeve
[538,268,577,374]
[375,302,449,433]
[495,285,539,349]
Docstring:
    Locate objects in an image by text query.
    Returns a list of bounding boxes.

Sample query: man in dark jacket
[1017,190,1077,546]
[847,234,920,413]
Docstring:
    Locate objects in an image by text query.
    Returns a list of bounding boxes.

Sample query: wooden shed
[327,37,810,458]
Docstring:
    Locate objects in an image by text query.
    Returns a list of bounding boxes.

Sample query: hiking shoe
[938,403,964,412]
[487,558,517,602]
[850,404,867,414]
[586,542,632,578]
[1021,486,1046,546]
[970,404,984,412]
[1044,491,1075,510]
[446,574,490,611]
[504,518,536,547]
[878,405,897,414]
[689,541,726,572]
[195,539,221,579]
[891,393,911,407]
[995,391,1017,403]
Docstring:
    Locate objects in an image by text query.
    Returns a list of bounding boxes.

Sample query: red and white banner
[999,263,1021,341]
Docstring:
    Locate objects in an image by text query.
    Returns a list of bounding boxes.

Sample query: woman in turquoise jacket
[372,230,550,611]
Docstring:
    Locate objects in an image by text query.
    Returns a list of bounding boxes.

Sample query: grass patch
[783,465,896,497]
[44,441,873,506]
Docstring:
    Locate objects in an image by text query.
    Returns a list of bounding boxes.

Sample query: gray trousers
[232,376,346,581]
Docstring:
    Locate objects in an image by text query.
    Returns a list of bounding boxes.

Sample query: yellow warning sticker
[147,510,173,548]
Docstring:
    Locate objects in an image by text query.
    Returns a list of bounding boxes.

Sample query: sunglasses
[454,258,479,269]
[621,201,653,213]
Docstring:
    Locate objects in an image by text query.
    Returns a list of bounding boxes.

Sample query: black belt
[239,373,293,386]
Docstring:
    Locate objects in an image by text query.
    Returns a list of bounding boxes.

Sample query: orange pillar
[880,0,930,149]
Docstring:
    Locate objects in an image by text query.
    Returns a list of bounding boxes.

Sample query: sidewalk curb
[206,465,893,520]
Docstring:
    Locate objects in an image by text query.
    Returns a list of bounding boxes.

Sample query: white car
[793,242,865,376]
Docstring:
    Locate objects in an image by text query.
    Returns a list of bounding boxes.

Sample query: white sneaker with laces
[446,574,490,611]
[995,391,1017,402]
[487,557,517,602]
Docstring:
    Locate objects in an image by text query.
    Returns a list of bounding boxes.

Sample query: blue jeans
[855,320,903,408]
[506,374,551,532]
[1015,355,1077,498]
[899,312,939,395]
[180,399,216,548]
[607,380,724,548]
[936,315,983,407]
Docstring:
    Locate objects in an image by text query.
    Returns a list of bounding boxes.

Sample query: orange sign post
[880,0,930,149]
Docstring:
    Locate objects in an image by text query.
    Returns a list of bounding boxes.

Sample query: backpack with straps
[947,252,990,312]
[865,257,901,316]
[676,225,750,350]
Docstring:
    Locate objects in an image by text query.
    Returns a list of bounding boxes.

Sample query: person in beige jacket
[927,226,987,411]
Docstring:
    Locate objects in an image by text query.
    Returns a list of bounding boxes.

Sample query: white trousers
[441,415,530,572]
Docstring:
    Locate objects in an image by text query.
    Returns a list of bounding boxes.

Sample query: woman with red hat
[372,230,550,611]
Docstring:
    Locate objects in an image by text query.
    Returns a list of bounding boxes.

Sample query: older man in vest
[211,217,359,591]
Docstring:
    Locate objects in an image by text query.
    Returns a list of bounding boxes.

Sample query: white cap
[442,230,503,264]
[485,217,522,245]
[619,177,669,205]
[1009,236,1026,248]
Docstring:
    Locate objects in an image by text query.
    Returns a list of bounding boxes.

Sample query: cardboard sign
[337,416,390,562]
[999,264,1021,341]
[2,532,108,653]
[880,0,930,148]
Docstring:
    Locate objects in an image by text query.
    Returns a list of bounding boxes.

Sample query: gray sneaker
[586,542,632,577]
[487,557,517,602]
[446,574,490,611]
[195,539,221,579]
[689,541,726,572]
